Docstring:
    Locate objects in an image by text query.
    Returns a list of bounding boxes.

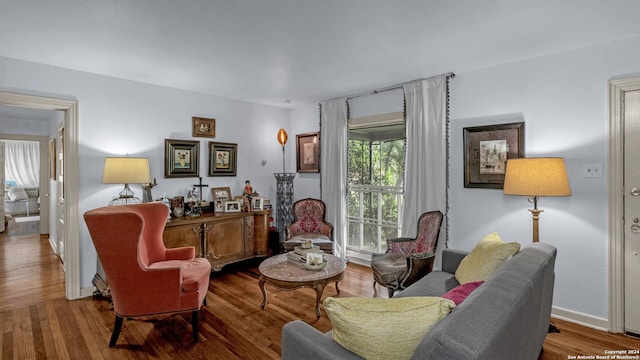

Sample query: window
[347,112,405,254]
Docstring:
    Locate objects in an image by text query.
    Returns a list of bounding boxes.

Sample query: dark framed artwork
[296,132,319,173]
[208,142,237,176]
[192,117,216,138]
[463,122,524,189]
[164,139,200,178]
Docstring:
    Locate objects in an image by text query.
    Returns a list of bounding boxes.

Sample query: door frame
[608,77,640,332]
[0,91,80,300]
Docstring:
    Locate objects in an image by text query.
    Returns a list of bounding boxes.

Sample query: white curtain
[320,99,349,260]
[4,140,40,188]
[402,76,448,244]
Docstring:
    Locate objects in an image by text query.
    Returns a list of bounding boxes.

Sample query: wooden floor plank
[2,222,640,359]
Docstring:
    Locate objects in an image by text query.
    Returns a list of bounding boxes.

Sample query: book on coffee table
[294,245,322,256]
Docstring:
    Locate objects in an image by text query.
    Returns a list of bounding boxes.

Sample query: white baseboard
[80,286,97,298]
[48,236,58,255]
[552,306,609,331]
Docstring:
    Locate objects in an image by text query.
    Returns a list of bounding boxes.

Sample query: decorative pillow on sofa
[7,187,29,201]
[442,280,484,305]
[324,296,455,360]
[454,232,520,284]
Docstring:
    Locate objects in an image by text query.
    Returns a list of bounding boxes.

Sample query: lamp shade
[503,157,571,197]
[277,128,288,146]
[102,157,151,184]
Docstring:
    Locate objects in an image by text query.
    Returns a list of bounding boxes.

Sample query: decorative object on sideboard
[208,141,238,176]
[164,139,199,178]
[463,122,524,189]
[102,156,150,206]
[141,178,157,203]
[503,157,572,242]
[192,116,216,138]
[296,132,320,173]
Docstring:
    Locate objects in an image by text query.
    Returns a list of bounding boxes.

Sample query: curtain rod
[324,72,455,102]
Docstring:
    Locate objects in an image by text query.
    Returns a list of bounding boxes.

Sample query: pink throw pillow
[442,281,484,306]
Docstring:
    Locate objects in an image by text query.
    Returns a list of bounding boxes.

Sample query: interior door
[623,89,640,334]
[0,141,5,233]
[56,124,65,264]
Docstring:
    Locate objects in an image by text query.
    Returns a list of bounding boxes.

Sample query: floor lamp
[503,157,572,243]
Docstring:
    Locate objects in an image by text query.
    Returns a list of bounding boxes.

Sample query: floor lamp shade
[503,158,572,197]
[503,157,571,242]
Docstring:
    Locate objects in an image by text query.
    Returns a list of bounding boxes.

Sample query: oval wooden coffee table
[258,253,346,318]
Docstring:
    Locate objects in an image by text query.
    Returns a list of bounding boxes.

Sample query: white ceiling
[1,0,640,109]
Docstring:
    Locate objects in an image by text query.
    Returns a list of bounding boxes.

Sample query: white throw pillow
[8,187,29,201]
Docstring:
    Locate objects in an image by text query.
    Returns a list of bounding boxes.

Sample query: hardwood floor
[1,221,640,359]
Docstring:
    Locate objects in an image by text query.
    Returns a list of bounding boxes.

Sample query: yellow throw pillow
[324,296,455,360]
[454,232,520,284]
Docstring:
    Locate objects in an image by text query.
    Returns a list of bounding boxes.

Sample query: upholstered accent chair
[371,210,443,297]
[84,203,211,347]
[284,198,334,253]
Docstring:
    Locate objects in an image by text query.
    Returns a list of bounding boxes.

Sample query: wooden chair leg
[192,310,199,343]
[109,315,123,347]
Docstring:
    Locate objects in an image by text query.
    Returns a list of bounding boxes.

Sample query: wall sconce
[102,157,151,206]
[503,157,572,242]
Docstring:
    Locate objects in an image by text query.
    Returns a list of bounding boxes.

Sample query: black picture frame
[296,132,319,173]
[463,122,525,189]
[208,141,237,176]
[164,139,199,178]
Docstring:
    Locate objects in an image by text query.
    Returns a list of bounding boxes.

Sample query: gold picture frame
[192,117,216,138]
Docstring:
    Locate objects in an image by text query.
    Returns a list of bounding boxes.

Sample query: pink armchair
[84,203,211,347]
[371,211,443,297]
[284,198,333,253]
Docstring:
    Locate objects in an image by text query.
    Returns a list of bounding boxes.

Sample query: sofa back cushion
[454,232,520,284]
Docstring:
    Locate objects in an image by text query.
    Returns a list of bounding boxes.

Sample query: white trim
[348,111,404,129]
[48,235,59,255]
[80,286,97,298]
[608,77,640,333]
[0,91,81,300]
[552,306,609,332]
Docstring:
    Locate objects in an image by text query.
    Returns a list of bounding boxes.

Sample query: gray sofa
[281,242,557,360]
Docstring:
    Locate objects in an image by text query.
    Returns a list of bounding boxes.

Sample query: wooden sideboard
[163,209,271,271]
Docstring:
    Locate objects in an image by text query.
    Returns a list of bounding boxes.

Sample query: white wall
[449,34,640,322]
[0,56,290,289]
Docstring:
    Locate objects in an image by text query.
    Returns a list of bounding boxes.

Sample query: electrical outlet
[583,162,603,178]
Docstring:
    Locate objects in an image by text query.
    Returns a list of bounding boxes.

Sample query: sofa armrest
[282,320,363,360]
[441,249,468,274]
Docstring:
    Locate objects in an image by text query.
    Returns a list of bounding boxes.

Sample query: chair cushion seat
[371,253,408,285]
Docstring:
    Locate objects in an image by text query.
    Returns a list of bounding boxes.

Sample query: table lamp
[102,157,151,205]
[503,157,571,242]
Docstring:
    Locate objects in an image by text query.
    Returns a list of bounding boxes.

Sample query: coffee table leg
[313,281,328,319]
[259,276,267,310]
[335,281,341,295]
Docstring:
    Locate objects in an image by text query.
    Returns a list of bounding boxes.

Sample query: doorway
[608,77,640,334]
[0,91,80,300]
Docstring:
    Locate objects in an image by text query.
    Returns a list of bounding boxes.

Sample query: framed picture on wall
[164,139,200,178]
[463,122,524,189]
[296,132,319,173]
[192,116,216,138]
[208,141,237,176]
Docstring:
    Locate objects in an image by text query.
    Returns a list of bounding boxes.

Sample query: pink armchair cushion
[84,203,211,318]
